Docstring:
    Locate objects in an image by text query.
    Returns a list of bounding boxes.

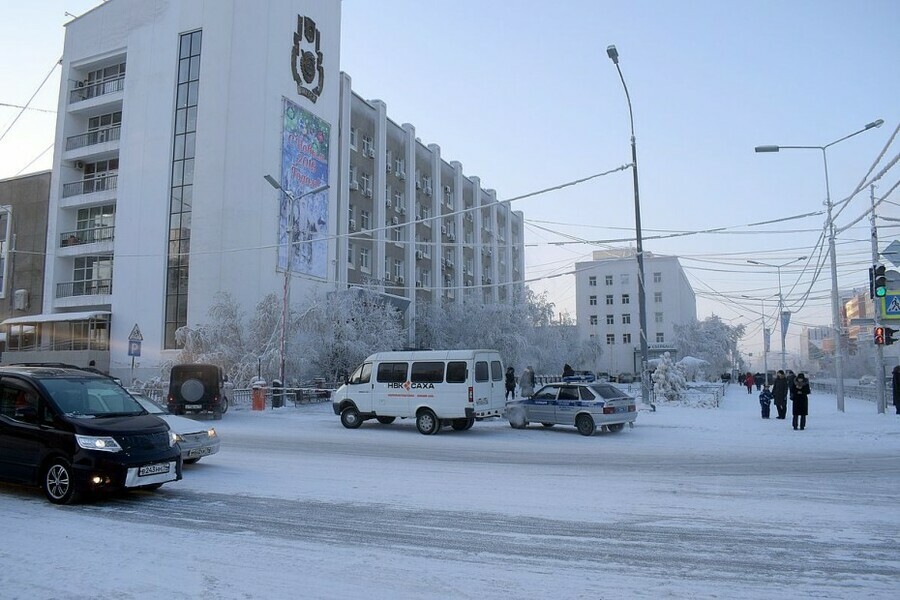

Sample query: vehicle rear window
[376,362,408,383]
[579,387,595,400]
[474,361,489,382]
[446,361,467,383]
[590,384,629,400]
[411,362,444,383]
[491,361,503,381]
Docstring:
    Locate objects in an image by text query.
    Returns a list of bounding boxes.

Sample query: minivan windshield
[41,377,146,418]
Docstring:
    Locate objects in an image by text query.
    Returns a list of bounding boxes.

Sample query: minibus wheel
[341,406,363,429]
[416,409,439,435]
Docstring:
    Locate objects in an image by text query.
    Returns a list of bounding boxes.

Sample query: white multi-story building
[1,0,524,380]
[574,250,696,376]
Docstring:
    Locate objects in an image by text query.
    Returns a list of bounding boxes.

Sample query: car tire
[416,409,440,435]
[451,416,475,431]
[507,406,528,429]
[341,406,363,429]
[541,423,555,428]
[576,414,595,437]
[184,458,200,465]
[376,416,396,425]
[221,396,229,414]
[43,459,80,505]
[607,423,625,433]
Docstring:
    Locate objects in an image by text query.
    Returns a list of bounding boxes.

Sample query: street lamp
[264,175,330,386]
[607,44,650,409]
[755,119,883,412]
[746,257,807,370]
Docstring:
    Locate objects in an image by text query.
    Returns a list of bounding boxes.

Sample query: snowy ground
[1,384,898,599]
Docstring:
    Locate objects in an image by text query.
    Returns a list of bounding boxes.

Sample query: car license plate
[188,447,212,457]
[138,463,171,477]
[186,404,202,409]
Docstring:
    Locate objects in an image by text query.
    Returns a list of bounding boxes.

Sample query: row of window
[590,332,666,344]
[589,292,665,305]
[588,272,663,286]
[589,312,665,325]
[348,360,504,385]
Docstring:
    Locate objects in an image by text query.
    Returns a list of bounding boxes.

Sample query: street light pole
[264,175,330,386]
[743,295,773,385]
[607,44,650,409]
[746,257,806,370]
[754,119,883,412]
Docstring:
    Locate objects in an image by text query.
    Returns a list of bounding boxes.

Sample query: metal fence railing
[133,385,332,410]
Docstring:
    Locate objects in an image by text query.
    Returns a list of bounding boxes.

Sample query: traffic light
[874,265,887,297]
[875,326,897,346]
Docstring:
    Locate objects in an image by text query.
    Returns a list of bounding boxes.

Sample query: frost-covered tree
[674,316,744,377]
[652,352,687,402]
[677,356,711,382]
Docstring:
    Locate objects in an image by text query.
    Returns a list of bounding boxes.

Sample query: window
[348,363,371,384]
[475,361,489,382]
[588,276,597,287]
[605,275,613,286]
[422,269,431,287]
[606,334,615,345]
[606,314,614,325]
[656,332,665,343]
[589,295,597,306]
[347,243,354,266]
[622,294,630,304]
[605,295,614,305]
[376,362,408,383]
[590,315,598,325]
[621,273,630,285]
[362,136,373,154]
[446,361,467,383]
[622,314,631,325]
[411,362,444,383]
[0,385,41,423]
[361,172,371,193]
[349,165,358,186]
[653,272,662,283]
[655,312,663,324]
[623,333,632,344]
[654,291,663,303]
[75,204,116,243]
[491,361,503,381]
[393,259,403,280]
[394,189,403,209]
[349,127,358,150]
[359,247,370,271]
[360,210,371,231]
[558,387,579,401]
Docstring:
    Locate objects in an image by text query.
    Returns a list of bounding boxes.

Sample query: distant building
[0,171,51,353]
[1,0,524,380]
[574,249,696,376]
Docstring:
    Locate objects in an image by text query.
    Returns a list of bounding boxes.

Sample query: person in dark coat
[744,372,754,394]
[759,384,773,419]
[772,370,789,419]
[893,365,900,415]
[562,364,575,378]
[790,372,811,430]
[753,372,764,391]
[505,366,516,401]
[738,372,746,386]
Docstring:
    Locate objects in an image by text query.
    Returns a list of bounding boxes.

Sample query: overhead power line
[0,60,60,144]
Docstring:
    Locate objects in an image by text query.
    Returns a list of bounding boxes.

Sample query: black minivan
[167,364,229,419]
[0,366,182,504]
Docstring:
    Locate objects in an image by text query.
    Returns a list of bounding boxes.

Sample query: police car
[506,380,637,436]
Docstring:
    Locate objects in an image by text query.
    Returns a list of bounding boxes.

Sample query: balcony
[62,174,118,199]
[66,125,121,151]
[59,226,115,249]
[69,76,125,104]
[56,279,113,299]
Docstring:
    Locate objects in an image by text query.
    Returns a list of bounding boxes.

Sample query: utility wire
[15,143,54,176]
[0,60,60,144]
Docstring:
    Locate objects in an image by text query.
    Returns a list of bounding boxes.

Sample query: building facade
[574,250,696,377]
[1,0,523,380]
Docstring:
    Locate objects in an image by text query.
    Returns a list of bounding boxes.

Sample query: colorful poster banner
[279,97,330,278]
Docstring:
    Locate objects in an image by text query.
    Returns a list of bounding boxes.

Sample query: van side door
[347,362,373,411]
[376,362,410,416]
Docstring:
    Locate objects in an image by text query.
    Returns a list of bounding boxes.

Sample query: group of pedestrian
[757,369,809,430]
[504,365,535,400]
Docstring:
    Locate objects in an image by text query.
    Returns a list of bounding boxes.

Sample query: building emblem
[291,15,324,103]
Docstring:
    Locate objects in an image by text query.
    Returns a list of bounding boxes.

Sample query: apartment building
[2,0,524,380]
[574,249,696,376]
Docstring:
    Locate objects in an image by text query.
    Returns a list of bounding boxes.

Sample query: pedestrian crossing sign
[882,291,900,319]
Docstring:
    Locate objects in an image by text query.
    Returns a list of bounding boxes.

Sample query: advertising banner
[279,97,330,278]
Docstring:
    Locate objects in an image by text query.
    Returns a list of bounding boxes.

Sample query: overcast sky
[1,0,898,359]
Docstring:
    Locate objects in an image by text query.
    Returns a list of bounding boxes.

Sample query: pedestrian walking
[892,365,900,415]
[772,370,789,419]
[505,366,516,401]
[753,372,764,391]
[744,372,754,394]
[759,384,773,419]
[738,372,746,386]
[519,365,535,398]
[790,372,811,430]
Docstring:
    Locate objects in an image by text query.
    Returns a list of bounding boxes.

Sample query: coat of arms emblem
[291,15,324,103]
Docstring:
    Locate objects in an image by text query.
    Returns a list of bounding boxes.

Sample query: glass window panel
[181,185,193,211]
[180,37,192,59]
[190,31,202,56]
[177,83,189,108]
[170,213,182,231]
[186,107,197,132]
[182,158,194,185]
[178,58,190,82]
[184,132,196,158]
[175,108,186,134]
[189,56,201,80]
[188,81,199,106]
[173,134,185,160]
[172,160,184,186]
[180,211,192,232]
[176,295,188,321]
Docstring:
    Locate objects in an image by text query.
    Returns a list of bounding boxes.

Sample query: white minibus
[332,350,506,435]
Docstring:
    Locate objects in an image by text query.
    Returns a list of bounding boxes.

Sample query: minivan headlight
[75,434,123,453]
[207,428,217,439]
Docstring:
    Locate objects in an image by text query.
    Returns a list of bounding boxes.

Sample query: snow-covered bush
[652,352,687,402]
[677,356,710,382]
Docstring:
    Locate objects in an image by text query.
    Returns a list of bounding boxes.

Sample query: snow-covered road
[1,385,898,599]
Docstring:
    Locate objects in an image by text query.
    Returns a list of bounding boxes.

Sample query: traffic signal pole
[870,185,886,414]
